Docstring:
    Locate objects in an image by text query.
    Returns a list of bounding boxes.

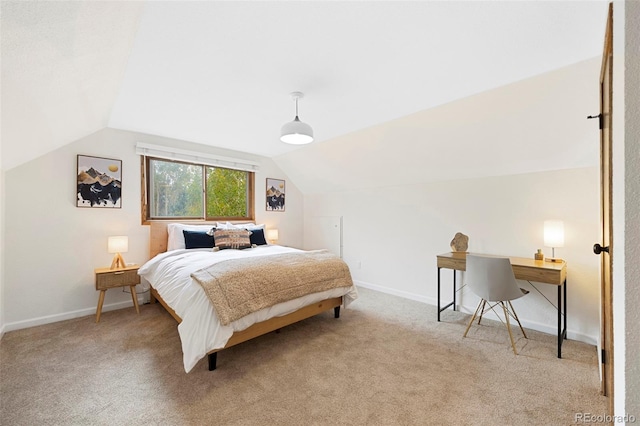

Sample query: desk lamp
[544,220,564,263]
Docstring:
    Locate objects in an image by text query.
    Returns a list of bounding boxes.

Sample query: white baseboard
[5,282,597,347]
[354,280,437,305]
[353,280,597,346]
[3,297,145,333]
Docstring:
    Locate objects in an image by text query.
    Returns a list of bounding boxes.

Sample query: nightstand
[95,265,141,322]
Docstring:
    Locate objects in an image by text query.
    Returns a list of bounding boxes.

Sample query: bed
[139,221,358,373]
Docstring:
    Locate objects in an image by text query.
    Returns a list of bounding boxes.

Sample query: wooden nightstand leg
[96,290,106,323]
[130,285,140,314]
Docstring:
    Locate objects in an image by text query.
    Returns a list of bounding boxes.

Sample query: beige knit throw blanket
[190,250,353,325]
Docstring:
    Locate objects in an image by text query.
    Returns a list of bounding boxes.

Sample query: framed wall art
[266,178,285,212]
[77,155,122,208]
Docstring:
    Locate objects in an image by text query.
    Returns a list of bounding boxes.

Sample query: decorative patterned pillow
[213,229,252,250]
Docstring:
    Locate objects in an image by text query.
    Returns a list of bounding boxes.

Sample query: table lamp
[544,220,564,263]
[266,229,279,244]
[108,236,129,269]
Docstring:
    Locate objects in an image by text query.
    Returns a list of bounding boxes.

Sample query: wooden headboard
[149,221,218,258]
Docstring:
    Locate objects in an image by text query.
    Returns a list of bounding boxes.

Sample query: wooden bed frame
[147,221,343,371]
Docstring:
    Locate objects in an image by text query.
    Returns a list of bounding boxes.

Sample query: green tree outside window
[146,157,253,221]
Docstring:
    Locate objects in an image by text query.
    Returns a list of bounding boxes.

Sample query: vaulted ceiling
[1,1,608,171]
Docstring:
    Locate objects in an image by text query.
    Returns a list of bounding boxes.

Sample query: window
[143,156,254,221]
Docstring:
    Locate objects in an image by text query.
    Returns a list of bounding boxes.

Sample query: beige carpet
[0,287,606,425]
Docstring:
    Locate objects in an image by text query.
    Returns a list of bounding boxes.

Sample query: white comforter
[138,245,358,372]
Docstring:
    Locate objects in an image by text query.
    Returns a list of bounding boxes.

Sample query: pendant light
[280,91,313,144]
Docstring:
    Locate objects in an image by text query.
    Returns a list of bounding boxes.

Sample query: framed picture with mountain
[76,155,122,208]
[266,178,285,212]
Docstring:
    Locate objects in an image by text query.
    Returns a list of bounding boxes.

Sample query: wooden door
[595,3,614,413]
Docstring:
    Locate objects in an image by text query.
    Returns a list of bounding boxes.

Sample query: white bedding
[138,245,358,372]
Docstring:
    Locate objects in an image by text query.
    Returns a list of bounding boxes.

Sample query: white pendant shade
[280,117,313,144]
[280,92,313,145]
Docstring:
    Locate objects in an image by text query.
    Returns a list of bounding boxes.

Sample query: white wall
[0,146,4,338]
[304,167,600,343]
[624,0,640,415]
[3,128,303,330]
[615,0,640,419]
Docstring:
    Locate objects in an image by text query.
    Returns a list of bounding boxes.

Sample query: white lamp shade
[544,221,564,248]
[266,229,279,241]
[108,236,129,253]
[280,117,313,144]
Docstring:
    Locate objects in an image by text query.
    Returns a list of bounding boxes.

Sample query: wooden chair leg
[501,302,518,355]
[477,299,487,324]
[464,300,483,337]
[508,301,527,339]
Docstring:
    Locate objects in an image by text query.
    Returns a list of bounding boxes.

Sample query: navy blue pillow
[183,230,215,249]
[249,228,267,246]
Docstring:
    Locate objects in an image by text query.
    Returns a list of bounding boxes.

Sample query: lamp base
[110,253,127,270]
[545,257,563,263]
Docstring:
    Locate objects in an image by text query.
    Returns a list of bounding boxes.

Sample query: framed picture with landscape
[266,178,285,212]
[76,155,122,208]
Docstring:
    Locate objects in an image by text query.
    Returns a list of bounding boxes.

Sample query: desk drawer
[437,256,466,270]
[96,269,140,290]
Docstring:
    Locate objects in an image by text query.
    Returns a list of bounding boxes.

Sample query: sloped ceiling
[277,57,601,193]
[1,1,145,170]
[1,1,608,171]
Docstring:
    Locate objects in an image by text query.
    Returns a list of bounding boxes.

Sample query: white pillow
[241,223,264,230]
[217,222,264,230]
[215,222,236,229]
[167,223,216,251]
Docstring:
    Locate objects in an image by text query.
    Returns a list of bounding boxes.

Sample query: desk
[436,252,567,358]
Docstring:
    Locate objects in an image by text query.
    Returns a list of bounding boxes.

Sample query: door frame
[597,2,614,414]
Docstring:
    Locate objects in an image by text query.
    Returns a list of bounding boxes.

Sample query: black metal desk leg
[453,271,457,311]
[557,284,562,358]
[437,267,441,322]
[564,279,568,340]
[437,266,456,321]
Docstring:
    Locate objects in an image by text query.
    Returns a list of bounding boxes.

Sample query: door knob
[593,243,610,255]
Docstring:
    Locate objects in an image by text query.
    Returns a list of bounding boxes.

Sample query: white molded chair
[463,254,529,354]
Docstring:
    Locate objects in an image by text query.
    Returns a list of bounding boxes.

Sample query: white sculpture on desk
[450,232,469,252]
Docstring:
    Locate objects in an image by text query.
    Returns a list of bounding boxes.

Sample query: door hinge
[601,349,606,364]
[587,114,603,130]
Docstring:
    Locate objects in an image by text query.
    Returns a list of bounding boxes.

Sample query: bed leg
[208,352,217,371]
[334,306,341,318]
